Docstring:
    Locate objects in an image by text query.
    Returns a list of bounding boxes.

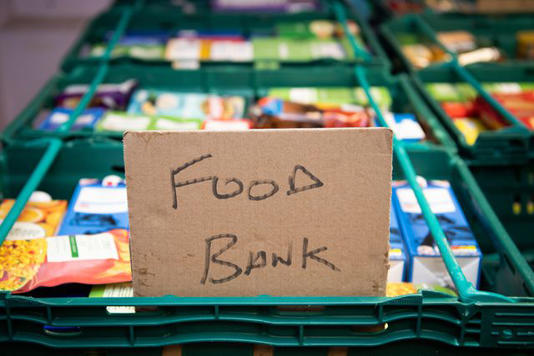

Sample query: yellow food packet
[453,117,487,146]
[386,282,418,297]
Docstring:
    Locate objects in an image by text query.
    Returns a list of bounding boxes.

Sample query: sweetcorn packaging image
[392,179,482,289]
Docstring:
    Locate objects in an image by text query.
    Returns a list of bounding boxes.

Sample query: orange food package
[0,229,131,293]
[0,199,67,239]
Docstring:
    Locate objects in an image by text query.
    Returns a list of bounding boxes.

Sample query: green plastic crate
[2,340,534,355]
[1,138,533,348]
[380,13,534,74]
[60,0,389,72]
[461,66,534,160]
[409,63,530,165]
[470,161,534,253]
[1,64,455,154]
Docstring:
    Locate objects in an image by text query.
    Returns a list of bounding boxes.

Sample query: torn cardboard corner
[124,128,393,297]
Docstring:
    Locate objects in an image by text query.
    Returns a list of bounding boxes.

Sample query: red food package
[440,101,476,118]
[474,96,508,130]
[490,93,534,130]
[0,229,131,293]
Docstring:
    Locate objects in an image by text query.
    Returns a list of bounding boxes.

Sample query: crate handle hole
[43,325,82,337]
[111,165,125,174]
[513,195,522,215]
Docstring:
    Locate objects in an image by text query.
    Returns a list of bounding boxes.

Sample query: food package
[0,229,131,293]
[55,79,137,110]
[392,179,481,288]
[38,108,104,131]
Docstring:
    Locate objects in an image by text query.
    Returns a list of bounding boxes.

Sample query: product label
[397,187,456,214]
[74,187,128,214]
[46,233,119,262]
[2,221,47,240]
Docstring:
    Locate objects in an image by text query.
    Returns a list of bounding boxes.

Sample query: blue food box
[392,180,481,289]
[388,203,406,282]
[58,178,129,235]
[39,108,104,131]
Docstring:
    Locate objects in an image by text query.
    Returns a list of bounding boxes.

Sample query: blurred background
[0,0,111,129]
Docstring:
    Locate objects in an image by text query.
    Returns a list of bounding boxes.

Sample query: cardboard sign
[124,128,392,297]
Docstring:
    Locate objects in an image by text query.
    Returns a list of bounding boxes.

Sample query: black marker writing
[244,251,267,275]
[212,177,244,199]
[287,165,324,196]
[302,237,340,271]
[171,157,324,208]
[272,243,292,267]
[201,236,338,285]
[248,180,279,201]
[171,154,213,209]
[201,234,242,284]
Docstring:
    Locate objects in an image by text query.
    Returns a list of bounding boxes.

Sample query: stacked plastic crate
[0,0,533,354]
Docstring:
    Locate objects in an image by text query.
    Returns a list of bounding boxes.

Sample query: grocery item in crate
[457,47,502,66]
[96,111,202,132]
[474,96,510,130]
[55,79,137,110]
[386,282,457,297]
[425,83,477,103]
[267,86,392,109]
[392,179,481,289]
[397,33,451,69]
[127,89,245,120]
[90,43,166,61]
[252,97,371,128]
[87,31,169,60]
[452,117,487,146]
[388,204,406,283]
[252,37,354,62]
[212,0,320,12]
[38,108,104,131]
[165,37,253,62]
[0,193,67,240]
[437,31,476,53]
[202,119,252,130]
[0,229,130,293]
[90,282,134,314]
[276,19,360,39]
[58,178,128,235]
[378,112,425,142]
[517,30,534,59]
[482,92,534,130]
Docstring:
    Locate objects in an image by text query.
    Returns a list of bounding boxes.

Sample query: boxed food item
[96,111,202,132]
[379,112,425,142]
[58,178,129,236]
[392,180,481,289]
[38,108,104,131]
[0,229,130,293]
[127,89,246,120]
[55,79,137,110]
[388,204,406,282]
